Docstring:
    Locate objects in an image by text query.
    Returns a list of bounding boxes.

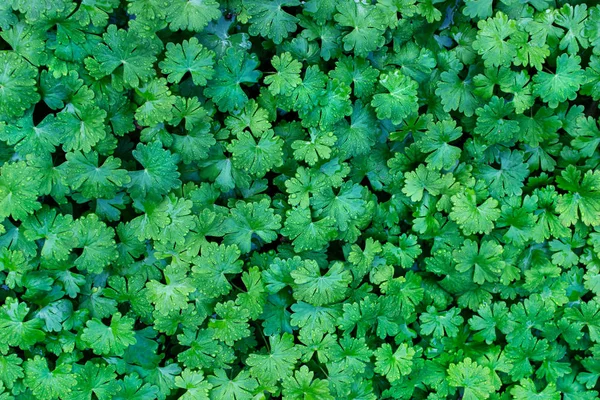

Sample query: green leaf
[57,105,107,153]
[159,37,215,86]
[290,302,340,336]
[555,4,589,55]
[0,51,40,120]
[128,198,170,241]
[223,199,282,253]
[463,0,492,19]
[348,237,382,279]
[447,358,495,400]
[114,374,159,400]
[0,161,42,220]
[177,329,235,370]
[105,275,152,319]
[265,52,303,96]
[0,297,45,350]
[165,0,221,32]
[24,356,76,400]
[586,6,600,52]
[292,128,336,166]
[472,12,517,68]
[282,365,334,400]
[474,150,529,197]
[175,369,212,400]
[416,119,463,170]
[66,362,121,400]
[72,0,120,27]
[474,96,519,144]
[170,96,211,131]
[510,379,560,400]
[454,239,504,284]
[420,306,464,338]
[291,261,352,306]
[228,129,283,177]
[402,164,454,202]
[513,31,549,72]
[282,207,337,252]
[334,101,379,157]
[35,299,73,332]
[314,80,353,128]
[383,234,422,269]
[73,213,118,274]
[468,302,510,343]
[7,1,65,21]
[224,100,271,137]
[449,190,501,235]
[571,116,600,157]
[334,0,386,57]
[533,54,585,108]
[515,106,561,147]
[556,165,600,227]
[0,109,61,156]
[146,264,195,315]
[134,78,176,126]
[128,141,181,199]
[0,354,23,390]
[288,65,327,112]
[205,48,261,112]
[192,242,243,297]
[246,333,302,385]
[208,369,258,400]
[0,3,17,30]
[371,70,419,124]
[65,151,130,199]
[81,312,137,356]
[329,56,379,99]
[436,68,481,117]
[246,0,300,44]
[84,25,156,88]
[236,266,267,320]
[507,295,554,345]
[209,300,251,346]
[374,343,415,382]
[564,300,600,343]
[312,182,366,231]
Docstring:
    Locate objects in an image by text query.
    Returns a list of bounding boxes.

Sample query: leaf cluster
[1,0,600,399]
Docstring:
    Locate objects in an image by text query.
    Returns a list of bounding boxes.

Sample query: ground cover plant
[1,0,600,398]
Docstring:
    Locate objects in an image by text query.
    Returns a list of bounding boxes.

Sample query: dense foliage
[1,0,600,398]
